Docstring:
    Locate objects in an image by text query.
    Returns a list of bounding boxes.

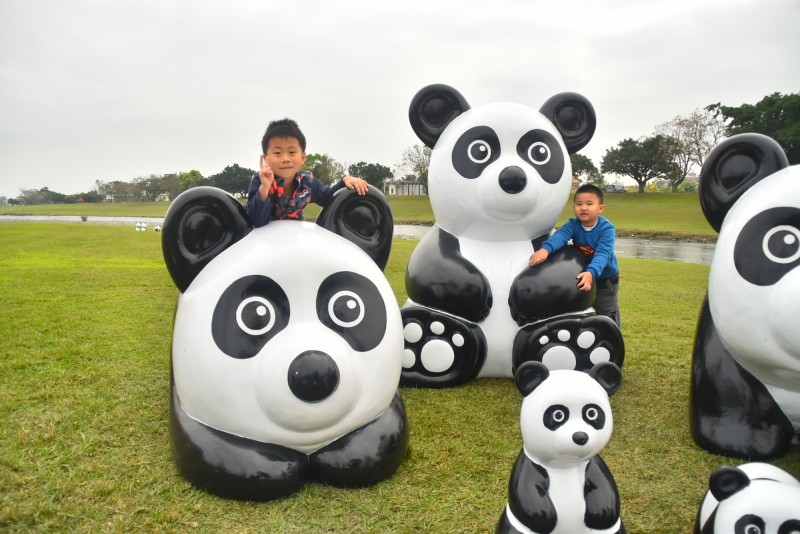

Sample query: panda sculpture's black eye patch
[734,207,800,286]
[317,272,386,352]
[452,126,501,179]
[734,514,764,534]
[543,404,569,430]
[582,404,606,430]
[516,130,565,184]
[212,275,290,359]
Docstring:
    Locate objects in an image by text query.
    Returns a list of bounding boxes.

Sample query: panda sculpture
[497,361,625,534]
[690,133,800,460]
[695,462,800,533]
[161,185,408,500]
[402,84,624,387]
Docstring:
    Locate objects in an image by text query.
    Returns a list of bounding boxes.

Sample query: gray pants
[594,275,620,328]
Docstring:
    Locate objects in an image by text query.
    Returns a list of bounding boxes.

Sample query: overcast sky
[1,0,798,199]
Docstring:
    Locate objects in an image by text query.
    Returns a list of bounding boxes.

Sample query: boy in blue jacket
[245,118,368,227]
[528,184,620,326]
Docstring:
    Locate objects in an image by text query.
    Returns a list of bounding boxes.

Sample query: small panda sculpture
[162,185,408,500]
[402,84,624,387]
[695,462,800,533]
[497,361,625,534]
[690,133,800,459]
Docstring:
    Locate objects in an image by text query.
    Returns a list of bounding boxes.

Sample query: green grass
[1,223,798,533]
[1,192,715,240]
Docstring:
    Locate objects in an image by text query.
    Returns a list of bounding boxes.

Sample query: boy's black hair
[575,183,604,204]
[261,118,306,153]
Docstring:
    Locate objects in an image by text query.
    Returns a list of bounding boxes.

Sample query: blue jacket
[541,216,618,280]
[244,171,345,228]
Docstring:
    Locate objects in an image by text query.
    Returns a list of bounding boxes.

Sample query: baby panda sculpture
[497,361,625,534]
[402,84,624,387]
[695,462,800,533]
[162,185,408,500]
[690,133,800,460]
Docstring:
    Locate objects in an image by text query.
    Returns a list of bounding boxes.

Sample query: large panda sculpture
[401,84,624,387]
[695,462,800,533]
[497,361,625,534]
[690,133,800,460]
[161,186,409,500]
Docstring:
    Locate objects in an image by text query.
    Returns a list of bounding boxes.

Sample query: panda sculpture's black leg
[400,306,487,387]
[690,296,794,460]
[512,314,624,375]
[310,393,409,487]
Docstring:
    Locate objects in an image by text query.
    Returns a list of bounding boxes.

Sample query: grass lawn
[1,223,797,533]
[1,191,716,240]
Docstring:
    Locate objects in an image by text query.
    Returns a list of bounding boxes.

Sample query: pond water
[1,216,716,265]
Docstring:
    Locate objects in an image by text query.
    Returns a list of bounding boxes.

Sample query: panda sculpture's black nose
[499,166,527,194]
[288,350,340,402]
[572,431,589,446]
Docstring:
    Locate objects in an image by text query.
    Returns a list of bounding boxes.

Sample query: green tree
[178,169,205,192]
[601,136,678,193]
[303,153,345,186]
[708,92,800,164]
[208,164,255,196]
[348,161,393,191]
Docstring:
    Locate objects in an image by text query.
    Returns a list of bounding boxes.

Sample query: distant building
[385,179,425,196]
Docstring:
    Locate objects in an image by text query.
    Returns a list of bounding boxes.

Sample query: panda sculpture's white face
[520,370,613,467]
[710,478,800,533]
[708,166,800,390]
[171,222,403,454]
[698,463,800,534]
[428,102,573,241]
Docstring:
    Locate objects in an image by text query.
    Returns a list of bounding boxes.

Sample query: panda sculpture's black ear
[700,133,790,233]
[589,361,622,397]
[540,92,596,154]
[515,361,550,396]
[162,186,252,293]
[708,466,750,502]
[316,185,394,270]
[409,84,470,148]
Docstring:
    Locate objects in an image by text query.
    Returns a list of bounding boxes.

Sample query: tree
[395,144,431,193]
[348,161,393,191]
[178,169,205,192]
[303,153,345,186]
[708,92,800,164]
[655,108,727,191]
[601,136,678,193]
[208,164,255,196]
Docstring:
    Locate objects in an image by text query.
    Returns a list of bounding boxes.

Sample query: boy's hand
[258,155,274,200]
[576,271,593,292]
[343,175,369,195]
[529,248,549,267]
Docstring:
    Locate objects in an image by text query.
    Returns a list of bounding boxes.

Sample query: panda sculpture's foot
[400,306,486,388]
[512,314,624,375]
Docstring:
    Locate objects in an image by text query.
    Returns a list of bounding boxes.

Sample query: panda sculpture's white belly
[459,237,533,377]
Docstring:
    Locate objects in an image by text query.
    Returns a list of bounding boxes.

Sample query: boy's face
[572,191,605,226]
[264,136,306,181]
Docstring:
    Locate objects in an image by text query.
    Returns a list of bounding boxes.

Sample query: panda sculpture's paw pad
[512,314,624,373]
[400,307,486,387]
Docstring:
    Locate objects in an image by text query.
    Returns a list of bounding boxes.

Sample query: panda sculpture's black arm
[310,393,409,488]
[405,226,492,322]
[690,295,794,460]
[170,382,308,501]
[498,449,557,534]
[509,244,597,325]
[584,455,625,532]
